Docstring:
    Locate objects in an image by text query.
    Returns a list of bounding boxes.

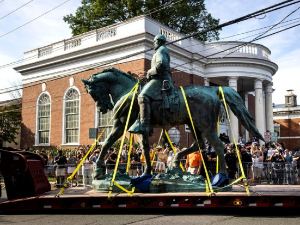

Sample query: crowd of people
[222,136,300,185]
[31,134,300,188]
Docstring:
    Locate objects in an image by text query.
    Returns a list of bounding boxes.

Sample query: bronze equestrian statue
[128,34,174,136]
[82,35,264,179]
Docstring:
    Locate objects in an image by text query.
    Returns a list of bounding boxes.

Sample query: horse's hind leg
[205,130,227,176]
[173,127,205,168]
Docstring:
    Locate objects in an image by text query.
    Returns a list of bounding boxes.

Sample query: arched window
[37,93,51,144]
[98,109,113,142]
[64,88,80,144]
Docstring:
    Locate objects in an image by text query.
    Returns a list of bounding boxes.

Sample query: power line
[0,0,298,70]
[0,0,34,21]
[1,14,299,72]
[2,21,300,113]
[0,0,299,95]
[204,3,300,66]
[0,0,72,38]
[2,19,299,97]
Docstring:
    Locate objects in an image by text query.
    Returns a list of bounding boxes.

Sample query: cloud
[0,0,81,101]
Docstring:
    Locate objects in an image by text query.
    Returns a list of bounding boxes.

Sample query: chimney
[285,89,297,107]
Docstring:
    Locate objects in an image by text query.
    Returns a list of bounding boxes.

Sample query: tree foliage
[63,0,220,42]
[0,104,22,145]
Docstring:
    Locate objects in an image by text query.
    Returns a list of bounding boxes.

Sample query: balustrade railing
[64,38,82,50]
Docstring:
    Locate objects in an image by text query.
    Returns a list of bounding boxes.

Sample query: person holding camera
[269,149,286,184]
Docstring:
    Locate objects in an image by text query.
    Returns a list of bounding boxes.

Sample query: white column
[228,76,239,143]
[263,89,266,132]
[244,92,249,142]
[254,79,264,144]
[204,77,210,87]
[265,82,274,132]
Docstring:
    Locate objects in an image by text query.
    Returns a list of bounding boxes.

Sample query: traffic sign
[89,128,97,139]
[185,124,190,133]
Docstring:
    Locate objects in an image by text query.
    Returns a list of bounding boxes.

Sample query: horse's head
[82,78,114,114]
[82,68,138,113]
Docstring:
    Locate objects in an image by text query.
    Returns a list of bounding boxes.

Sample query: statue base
[92,168,232,193]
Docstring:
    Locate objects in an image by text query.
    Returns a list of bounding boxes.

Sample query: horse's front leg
[94,119,124,179]
[138,134,151,175]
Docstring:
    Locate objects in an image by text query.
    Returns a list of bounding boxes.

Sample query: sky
[0,0,299,104]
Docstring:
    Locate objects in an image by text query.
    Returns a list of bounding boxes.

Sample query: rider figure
[128,34,174,135]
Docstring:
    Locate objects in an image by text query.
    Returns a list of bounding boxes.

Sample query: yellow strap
[212,176,244,192]
[113,181,135,196]
[150,149,157,175]
[180,86,213,194]
[218,86,249,195]
[126,133,134,173]
[216,90,222,175]
[216,156,219,174]
[108,83,138,199]
[57,83,139,197]
[205,179,210,195]
[164,131,185,172]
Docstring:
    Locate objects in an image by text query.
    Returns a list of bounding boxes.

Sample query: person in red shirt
[185,150,202,175]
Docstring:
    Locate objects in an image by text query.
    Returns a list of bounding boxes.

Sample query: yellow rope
[108,83,139,198]
[180,86,213,194]
[218,86,250,195]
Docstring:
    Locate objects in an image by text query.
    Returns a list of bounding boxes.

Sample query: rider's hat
[154,34,167,43]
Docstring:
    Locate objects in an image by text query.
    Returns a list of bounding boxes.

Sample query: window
[98,109,113,142]
[287,96,292,104]
[64,88,80,143]
[274,123,280,138]
[37,93,51,144]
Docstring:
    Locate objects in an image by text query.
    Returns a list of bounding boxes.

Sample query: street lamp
[167,127,180,145]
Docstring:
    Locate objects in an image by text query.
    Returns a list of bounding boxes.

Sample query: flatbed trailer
[1,185,300,213]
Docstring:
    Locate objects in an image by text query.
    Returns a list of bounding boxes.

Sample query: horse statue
[82,67,264,179]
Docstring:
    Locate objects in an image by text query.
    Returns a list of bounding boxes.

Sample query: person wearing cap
[128,34,174,136]
[89,149,100,175]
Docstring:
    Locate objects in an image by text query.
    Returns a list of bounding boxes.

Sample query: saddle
[162,86,180,113]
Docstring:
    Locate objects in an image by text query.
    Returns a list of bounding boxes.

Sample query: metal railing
[42,160,299,186]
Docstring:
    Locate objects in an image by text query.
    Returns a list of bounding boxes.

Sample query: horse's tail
[216,86,265,142]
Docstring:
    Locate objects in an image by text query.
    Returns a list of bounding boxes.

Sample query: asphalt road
[0,210,299,225]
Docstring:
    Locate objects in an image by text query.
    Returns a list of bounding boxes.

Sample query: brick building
[273,90,300,150]
[14,16,278,150]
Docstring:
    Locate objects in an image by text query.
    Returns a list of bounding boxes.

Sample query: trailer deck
[1,185,299,212]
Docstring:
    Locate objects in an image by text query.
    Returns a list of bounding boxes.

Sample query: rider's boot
[128,96,150,135]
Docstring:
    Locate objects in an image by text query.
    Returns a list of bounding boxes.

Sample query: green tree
[63,0,220,42]
[0,104,22,145]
